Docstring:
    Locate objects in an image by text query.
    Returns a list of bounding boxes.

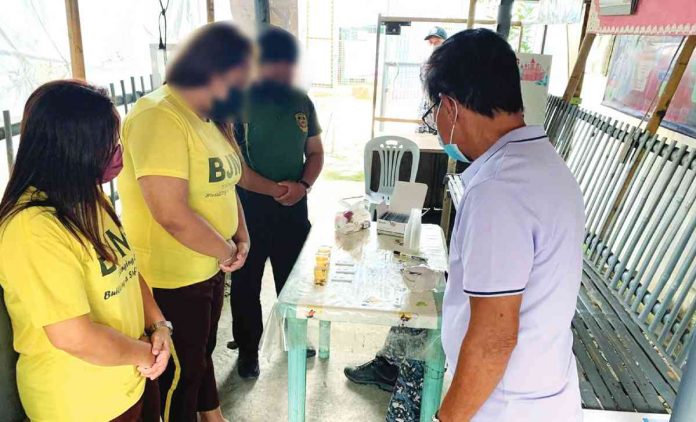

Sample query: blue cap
[425,26,448,41]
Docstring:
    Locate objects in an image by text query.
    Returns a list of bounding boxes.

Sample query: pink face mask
[101,144,123,184]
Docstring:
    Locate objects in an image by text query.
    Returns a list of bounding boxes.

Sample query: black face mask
[207,87,245,122]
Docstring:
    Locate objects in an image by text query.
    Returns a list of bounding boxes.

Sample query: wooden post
[562,32,595,103]
[207,0,215,23]
[571,0,593,98]
[646,36,696,133]
[467,0,477,29]
[64,0,86,80]
[599,36,696,239]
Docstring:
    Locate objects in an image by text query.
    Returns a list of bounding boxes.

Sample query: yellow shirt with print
[119,85,242,289]
[0,192,145,422]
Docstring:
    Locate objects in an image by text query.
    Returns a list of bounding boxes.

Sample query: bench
[445,96,694,414]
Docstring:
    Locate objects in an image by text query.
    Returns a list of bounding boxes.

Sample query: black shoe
[344,357,398,392]
[238,355,260,379]
[227,340,239,350]
[307,347,316,358]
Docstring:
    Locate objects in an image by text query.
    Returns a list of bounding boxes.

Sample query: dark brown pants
[111,380,160,422]
[153,272,225,422]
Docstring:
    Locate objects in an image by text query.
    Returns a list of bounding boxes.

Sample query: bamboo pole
[562,32,595,103]
[64,0,86,80]
[207,0,215,23]
[599,36,696,239]
[646,36,696,133]
[571,0,593,98]
[467,0,477,29]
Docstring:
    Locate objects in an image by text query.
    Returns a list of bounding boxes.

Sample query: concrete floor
[213,180,399,421]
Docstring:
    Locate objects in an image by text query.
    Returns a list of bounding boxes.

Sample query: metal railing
[0,74,157,203]
[546,96,696,374]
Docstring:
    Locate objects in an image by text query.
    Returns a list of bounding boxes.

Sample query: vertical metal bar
[540,24,548,54]
[637,200,696,321]
[676,332,693,367]
[120,80,128,113]
[130,76,137,102]
[613,140,676,291]
[109,83,116,102]
[573,115,606,184]
[140,76,146,95]
[2,111,15,170]
[370,14,382,139]
[597,132,652,268]
[621,146,696,304]
[671,336,696,422]
[585,122,624,231]
[622,164,696,306]
[567,112,598,173]
[650,228,696,333]
[588,125,638,246]
[660,256,696,343]
[607,136,662,289]
[667,297,696,355]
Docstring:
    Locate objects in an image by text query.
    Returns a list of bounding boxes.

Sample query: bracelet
[146,320,173,336]
[298,179,311,193]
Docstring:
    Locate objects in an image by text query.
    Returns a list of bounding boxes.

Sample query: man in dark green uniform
[231,26,324,379]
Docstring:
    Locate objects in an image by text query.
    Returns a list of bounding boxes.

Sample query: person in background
[229,25,324,379]
[118,23,254,422]
[0,80,168,422]
[417,26,448,134]
[426,29,584,421]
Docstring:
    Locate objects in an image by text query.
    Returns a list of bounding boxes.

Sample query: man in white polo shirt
[424,29,585,421]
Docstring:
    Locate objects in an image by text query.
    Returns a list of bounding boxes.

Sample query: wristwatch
[146,320,173,336]
[298,179,312,193]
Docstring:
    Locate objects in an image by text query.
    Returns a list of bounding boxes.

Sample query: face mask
[101,144,123,183]
[436,97,472,163]
[207,87,245,122]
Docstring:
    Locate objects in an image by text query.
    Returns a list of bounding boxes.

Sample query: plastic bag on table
[335,198,371,235]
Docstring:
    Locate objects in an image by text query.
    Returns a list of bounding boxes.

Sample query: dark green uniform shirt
[238,84,321,182]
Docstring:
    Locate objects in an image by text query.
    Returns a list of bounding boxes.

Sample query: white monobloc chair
[364,135,420,217]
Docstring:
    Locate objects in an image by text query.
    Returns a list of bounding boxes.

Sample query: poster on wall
[518,53,552,126]
[603,35,696,137]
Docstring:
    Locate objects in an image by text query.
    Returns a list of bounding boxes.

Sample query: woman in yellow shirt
[119,23,267,422]
[0,80,171,421]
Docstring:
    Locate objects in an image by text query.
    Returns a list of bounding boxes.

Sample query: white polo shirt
[442,125,585,421]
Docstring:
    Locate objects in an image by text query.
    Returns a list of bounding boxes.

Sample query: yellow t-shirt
[0,191,145,422]
[119,85,242,289]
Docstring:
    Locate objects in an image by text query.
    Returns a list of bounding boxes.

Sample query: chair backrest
[364,136,420,196]
[545,96,696,377]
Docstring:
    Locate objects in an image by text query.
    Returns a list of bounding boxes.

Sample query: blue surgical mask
[436,97,472,164]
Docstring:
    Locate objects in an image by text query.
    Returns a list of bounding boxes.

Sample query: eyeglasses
[421,99,440,133]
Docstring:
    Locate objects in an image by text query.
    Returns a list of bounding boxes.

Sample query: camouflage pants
[378,327,428,422]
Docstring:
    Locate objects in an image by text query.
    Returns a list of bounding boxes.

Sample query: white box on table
[376,181,428,236]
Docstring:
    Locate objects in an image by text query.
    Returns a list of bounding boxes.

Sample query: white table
[269,224,449,422]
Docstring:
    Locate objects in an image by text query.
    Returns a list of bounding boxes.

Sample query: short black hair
[258,26,299,64]
[422,28,523,118]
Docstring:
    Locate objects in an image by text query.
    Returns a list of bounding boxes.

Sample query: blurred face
[259,61,297,86]
[209,56,253,102]
[427,37,444,48]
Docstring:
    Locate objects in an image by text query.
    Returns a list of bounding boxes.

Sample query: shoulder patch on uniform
[295,113,308,133]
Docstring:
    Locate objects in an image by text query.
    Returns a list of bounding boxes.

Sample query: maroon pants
[153,272,225,422]
[111,380,160,422]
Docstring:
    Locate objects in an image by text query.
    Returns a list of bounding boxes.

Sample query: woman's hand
[137,327,172,380]
[219,240,249,272]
